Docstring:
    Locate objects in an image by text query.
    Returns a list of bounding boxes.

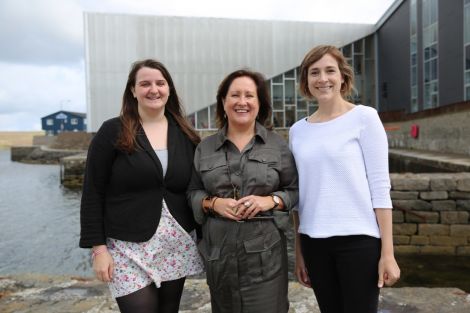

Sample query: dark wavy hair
[299,45,355,100]
[215,69,272,129]
[116,59,200,153]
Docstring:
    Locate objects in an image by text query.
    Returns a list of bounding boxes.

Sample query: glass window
[272,84,283,110]
[209,104,216,129]
[297,110,308,121]
[466,45,470,70]
[70,118,78,125]
[197,108,209,129]
[354,55,362,75]
[342,44,352,58]
[187,113,196,128]
[284,69,295,78]
[284,80,295,104]
[272,111,284,128]
[354,41,363,54]
[46,119,53,126]
[285,106,296,127]
[272,74,283,83]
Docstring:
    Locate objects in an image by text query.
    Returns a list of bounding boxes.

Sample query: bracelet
[91,246,108,260]
[202,196,212,213]
[210,197,219,213]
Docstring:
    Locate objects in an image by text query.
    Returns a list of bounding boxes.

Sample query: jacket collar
[214,121,267,151]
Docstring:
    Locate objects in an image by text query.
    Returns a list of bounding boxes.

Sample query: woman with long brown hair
[80,59,203,313]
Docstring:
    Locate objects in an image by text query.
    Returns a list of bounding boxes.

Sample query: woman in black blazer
[80,59,203,313]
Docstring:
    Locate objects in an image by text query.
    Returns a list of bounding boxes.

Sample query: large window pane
[209,104,216,129]
[285,80,295,104]
[342,44,352,58]
[466,45,470,70]
[272,74,283,83]
[272,111,284,128]
[272,85,283,110]
[197,108,208,129]
[285,106,296,127]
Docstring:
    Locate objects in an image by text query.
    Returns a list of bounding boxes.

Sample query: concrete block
[456,246,470,256]
[418,224,450,236]
[405,211,439,223]
[392,210,404,223]
[393,235,410,245]
[394,245,421,254]
[390,191,419,200]
[393,200,432,211]
[431,200,456,211]
[440,211,470,224]
[456,200,470,211]
[419,191,448,200]
[393,223,417,235]
[420,246,456,255]
[429,236,467,246]
[410,235,429,245]
[430,178,457,191]
[450,225,470,236]
[449,192,470,200]
[391,176,429,191]
[457,178,470,192]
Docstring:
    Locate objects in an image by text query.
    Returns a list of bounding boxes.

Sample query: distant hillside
[0,131,45,148]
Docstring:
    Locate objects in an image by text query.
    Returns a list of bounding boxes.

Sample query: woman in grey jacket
[188,69,298,313]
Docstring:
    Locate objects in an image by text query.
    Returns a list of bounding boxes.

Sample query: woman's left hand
[235,195,273,219]
[378,255,400,287]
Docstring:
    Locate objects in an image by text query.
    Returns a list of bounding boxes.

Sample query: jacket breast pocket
[199,156,228,196]
[246,151,280,189]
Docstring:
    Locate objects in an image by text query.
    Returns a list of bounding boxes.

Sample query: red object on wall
[410,124,419,138]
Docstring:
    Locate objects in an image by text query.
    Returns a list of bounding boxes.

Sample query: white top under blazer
[289,105,392,239]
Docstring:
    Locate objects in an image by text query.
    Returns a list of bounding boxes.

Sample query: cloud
[0,0,84,65]
[0,62,85,130]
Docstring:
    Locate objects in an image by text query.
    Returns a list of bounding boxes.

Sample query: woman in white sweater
[289,45,400,313]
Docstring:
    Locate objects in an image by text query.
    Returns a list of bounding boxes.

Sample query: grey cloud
[0,0,84,65]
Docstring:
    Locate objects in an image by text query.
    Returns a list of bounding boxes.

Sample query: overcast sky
[0,0,395,131]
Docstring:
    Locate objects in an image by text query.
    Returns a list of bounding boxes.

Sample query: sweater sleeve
[79,119,118,248]
[359,108,393,209]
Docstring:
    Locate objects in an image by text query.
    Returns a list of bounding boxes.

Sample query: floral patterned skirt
[106,201,204,298]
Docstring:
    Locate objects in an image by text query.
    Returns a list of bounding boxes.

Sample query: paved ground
[1,275,470,313]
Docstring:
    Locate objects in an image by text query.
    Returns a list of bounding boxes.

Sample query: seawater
[0,149,91,276]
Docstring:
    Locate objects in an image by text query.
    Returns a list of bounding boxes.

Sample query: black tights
[115,277,186,313]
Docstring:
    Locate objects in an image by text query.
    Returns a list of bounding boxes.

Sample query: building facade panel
[377,1,411,113]
[85,13,373,131]
[438,0,464,106]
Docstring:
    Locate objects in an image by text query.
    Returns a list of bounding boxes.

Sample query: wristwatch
[271,194,280,210]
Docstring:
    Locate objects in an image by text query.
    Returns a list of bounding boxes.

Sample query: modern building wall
[438,0,464,106]
[377,0,410,113]
[84,13,374,132]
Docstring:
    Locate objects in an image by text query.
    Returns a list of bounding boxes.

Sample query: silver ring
[244,201,251,207]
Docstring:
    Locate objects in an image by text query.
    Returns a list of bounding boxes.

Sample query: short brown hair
[215,69,272,129]
[299,45,354,100]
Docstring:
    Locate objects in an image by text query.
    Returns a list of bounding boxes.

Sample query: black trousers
[300,234,381,313]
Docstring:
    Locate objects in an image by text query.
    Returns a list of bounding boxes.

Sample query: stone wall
[391,173,470,256]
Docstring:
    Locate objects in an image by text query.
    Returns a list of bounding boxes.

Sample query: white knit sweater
[289,105,392,238]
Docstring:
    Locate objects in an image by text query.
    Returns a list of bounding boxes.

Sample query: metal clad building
[84,12,373,131]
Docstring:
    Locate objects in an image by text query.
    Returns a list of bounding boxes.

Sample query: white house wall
[84,13,373,132]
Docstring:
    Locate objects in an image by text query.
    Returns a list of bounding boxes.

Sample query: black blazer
[79,114,197,248]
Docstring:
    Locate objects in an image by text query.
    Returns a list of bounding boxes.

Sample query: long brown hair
[116,59,200,153]
[299,45,355,99]
[215,69,272,129]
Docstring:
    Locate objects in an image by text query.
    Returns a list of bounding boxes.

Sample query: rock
[1,275,470,313]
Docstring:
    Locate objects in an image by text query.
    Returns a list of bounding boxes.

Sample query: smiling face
[131,67,170,114]
[223,76,259,129]
[307,53,345,103]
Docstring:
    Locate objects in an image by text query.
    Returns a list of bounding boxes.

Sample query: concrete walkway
[389,148,470,172]
[1,275,470,313]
